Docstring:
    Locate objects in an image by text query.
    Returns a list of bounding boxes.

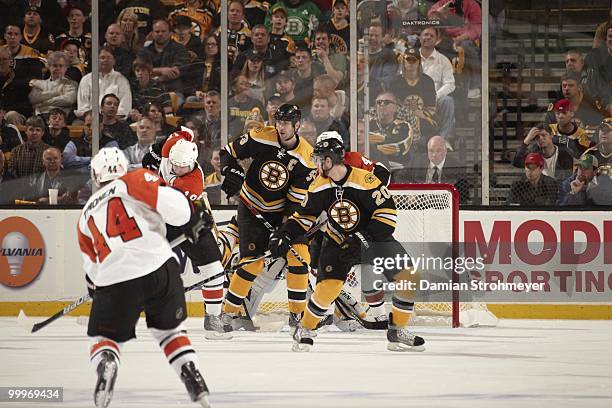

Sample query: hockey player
[157,130,230,340]
[78,148,211,407]
[220,103,317,328]
[268,132,426,352]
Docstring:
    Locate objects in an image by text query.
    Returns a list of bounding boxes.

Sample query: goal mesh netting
[252,184,497,328]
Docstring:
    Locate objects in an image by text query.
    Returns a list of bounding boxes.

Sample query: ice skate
[386,313,425,352]
[180,361,211,407]
[93,351,118,408]
[292,325,314,352]
[204,314,233,340]
[231,314,257,331]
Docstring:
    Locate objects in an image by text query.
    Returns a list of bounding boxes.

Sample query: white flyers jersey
[77,169,191,287]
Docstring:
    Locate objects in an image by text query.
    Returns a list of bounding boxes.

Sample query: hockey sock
[363,290,386,317]
[150,325,200,376]
[223,258,265,314]
[89,337,121,367]
[286,244,310,314]
[302,279,344,330]
[199,261,225,316]
[217,220,239,268]
[390,269,418,327]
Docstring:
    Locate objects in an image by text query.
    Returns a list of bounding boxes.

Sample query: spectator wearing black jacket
[508,153,559,206]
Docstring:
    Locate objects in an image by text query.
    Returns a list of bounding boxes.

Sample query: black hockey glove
[86,274,96,297]
[339,231,373,264]
[221,164,245,198]
[182,208,214,243]
[142,142,163,171]
[268,229,292,259]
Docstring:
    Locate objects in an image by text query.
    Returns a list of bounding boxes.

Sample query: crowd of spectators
[0,0,609,207]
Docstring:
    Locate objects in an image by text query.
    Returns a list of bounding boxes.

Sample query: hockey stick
[19,233,194,333]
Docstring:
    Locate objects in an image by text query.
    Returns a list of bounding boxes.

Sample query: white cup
[48,188,59,205]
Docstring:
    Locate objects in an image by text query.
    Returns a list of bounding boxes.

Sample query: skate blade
[204,331,233,340]
[291,342,311,352]
[94,363,117,408]
[386,342,425,352]
[196,392,211,408]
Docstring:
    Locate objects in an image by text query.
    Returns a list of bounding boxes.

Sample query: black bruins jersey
[221,126,316,214]
[284,166,397,245]
[582,145,612,176]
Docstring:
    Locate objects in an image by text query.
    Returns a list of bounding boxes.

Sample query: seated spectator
[292,44,325,114]
[0,46,34,122]
[512,123,574,181]
[168,0,217,42]
[144,100,175,142]
[115,0,167,40]
[54,5,92,66]
[220,0,252,65]
[243,0,268,27]
[307,95,349,146]
[583,23,612,111]
[63,111,118,171]
[228,73,265,138]
[264,93,283,125]
[3,25,45,82]
[129,58,172,121]
[76,46,132,118]
[367,91,413,171]
[8,115,50,179]
[0,105,24,153]
[243,108,265,134]
[564,49,585,79]
[274,70,299,107]
[311,26,346,86]
[313,74,345,121]
[172,15,205,63]
[367,23,398,89]
[394,135,470,203]
[59,39,87,83]
[546,72,605,127]
[28,51,78,117]
[559,154,612,205]
[100,94,137,149]
[142,19,192,102]
[21,6,55,56]
[23,147,81,204]
[239,49,267,104]
[507,152,559,206]
[420,27,457,144]
[299,119,317,146]
[233,24,291,78]
[42,108,71,152]
[103,23,136,80]
[322,0,349,55]
[124,117,156,169]
[387,46,438,142]
[200,34,222,93]
[8,0,67,37]
[547,99,593,159]
[268,4,297,59]
[116,8,142,51]
[582,118,611,175]
[204,148,223,204]
[201,90,221,147]
[265,0,322,44]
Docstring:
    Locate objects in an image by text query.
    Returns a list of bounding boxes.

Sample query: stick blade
[16,309,34,333]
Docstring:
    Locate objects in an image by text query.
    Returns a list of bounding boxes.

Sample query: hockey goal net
[253,184,497,328]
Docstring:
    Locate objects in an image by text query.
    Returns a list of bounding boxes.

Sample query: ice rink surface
[1,317,612,408]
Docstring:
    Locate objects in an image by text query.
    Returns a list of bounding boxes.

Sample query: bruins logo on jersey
[259,161,289,191]
[403,94,425,113]
[329,199,360,231]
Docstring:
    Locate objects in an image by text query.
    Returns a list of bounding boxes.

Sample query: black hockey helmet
[274,103,301,125]
[313,131,345,164]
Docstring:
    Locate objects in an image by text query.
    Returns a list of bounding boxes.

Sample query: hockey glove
[142,142,163,171]
[339,231,373,264]
[221,165,245,198]
[86,274,96,297]
[183,208,214,243]
[268,229,292,259]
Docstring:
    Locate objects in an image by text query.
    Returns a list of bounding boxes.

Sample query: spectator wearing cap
[546,72,606,127]
[228,73,265,138]
[0,46,33,123]
[559,153,612,205]
[42,108,71,152]
[420,27,457,145]
[3,25,45,82]
[103,24,136,80]
[268,3,297,59]
[28,51,78,117]
[321,0,349,56]
[129,58,172,121]
[264,0,322,44]
[312,26,346,86]
[513,123,573,181]
[507,152,559,206]
[547,99,593,159]
[8,115,50,179]
[59,39,87,83]
[387,46,438,142]
[21,5,55,56]
[172,15,205,62]
[168,0,217,42]
[238,49,268,104]
[76,46,132,118]
[55,6,92,66]
[583,23,612,112]
[8,1,67,37]
[582,118,612,176]
[274,70,300,107]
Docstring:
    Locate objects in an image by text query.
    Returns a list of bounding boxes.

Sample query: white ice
[1,317,612,408]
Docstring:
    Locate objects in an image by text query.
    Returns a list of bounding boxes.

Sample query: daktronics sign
[461,212,612,301]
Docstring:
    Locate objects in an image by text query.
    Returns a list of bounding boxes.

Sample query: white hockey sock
[199,261,224,316]
[89,336,122,367]
[150,325,200,376]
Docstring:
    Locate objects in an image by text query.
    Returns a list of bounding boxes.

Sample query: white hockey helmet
[316,131,344,145]
[90,147,129,187]
[169,139,198,168]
